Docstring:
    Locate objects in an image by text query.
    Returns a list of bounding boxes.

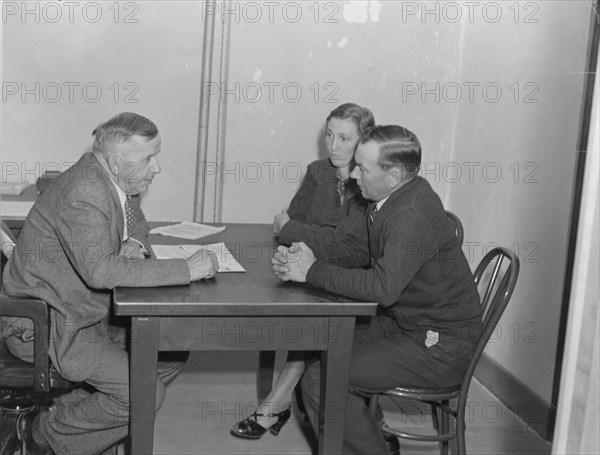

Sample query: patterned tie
[124,195,135,239]
[336,179,346,206]
[368,202,378,231]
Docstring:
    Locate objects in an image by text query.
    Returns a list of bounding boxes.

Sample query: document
[151,242,245,273]
[0,181,31,196]
[149,221,226,240]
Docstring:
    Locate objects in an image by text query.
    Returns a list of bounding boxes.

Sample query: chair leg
[431,403,439,430]
[456,407,467,455]
[440,400,449,455]
[257,351,276,401]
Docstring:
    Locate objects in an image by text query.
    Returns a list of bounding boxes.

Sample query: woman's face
[325,117,361,169]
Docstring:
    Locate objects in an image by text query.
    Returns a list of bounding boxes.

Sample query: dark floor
[148,350,552,455]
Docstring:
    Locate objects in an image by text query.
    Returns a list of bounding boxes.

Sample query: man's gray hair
[92,112,158,155]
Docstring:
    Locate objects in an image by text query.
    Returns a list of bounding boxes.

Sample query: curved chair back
[454,247,520,451]
[463,247,520,387]
[372,246,520,455]
[445,210,464,246]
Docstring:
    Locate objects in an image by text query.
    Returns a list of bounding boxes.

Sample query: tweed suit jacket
[2,152,190,382]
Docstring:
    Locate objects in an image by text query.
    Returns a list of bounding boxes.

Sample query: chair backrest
[0,220,56,392]
[445,210,464,246]
[458,247,519,401]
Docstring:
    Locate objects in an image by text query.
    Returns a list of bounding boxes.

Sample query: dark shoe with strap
[383,432,400,455]
[230,407,292,439]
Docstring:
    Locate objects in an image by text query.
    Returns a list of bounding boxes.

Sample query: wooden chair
[1,221,73,453]
[445,210,464,246]
[368,247,520,455]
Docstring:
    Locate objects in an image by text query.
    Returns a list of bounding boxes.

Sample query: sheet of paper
[0,200,35,218]
[0,181,31,196]
[149,221,226,240]
[151,242,245,273]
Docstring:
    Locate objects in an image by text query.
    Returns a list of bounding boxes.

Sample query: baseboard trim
[474,353,556,441]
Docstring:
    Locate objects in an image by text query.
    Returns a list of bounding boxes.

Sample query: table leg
[257,351,276,401]
[130,317,160,455]
[319,317,355,455]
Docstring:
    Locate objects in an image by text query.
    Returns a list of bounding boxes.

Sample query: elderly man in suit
[272,125,482,454]
[2,112,218,455]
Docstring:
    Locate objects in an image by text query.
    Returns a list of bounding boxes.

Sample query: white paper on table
[0,181,31,196]
[151,242,245,273]
[149,221,226,240]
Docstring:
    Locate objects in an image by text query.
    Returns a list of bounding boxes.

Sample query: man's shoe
[383,431,400,455]
[16,409,54,455]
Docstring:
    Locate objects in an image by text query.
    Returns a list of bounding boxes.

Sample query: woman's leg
[251,358,305,427]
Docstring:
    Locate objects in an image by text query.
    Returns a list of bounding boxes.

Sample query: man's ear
[107,153,120,175]
[387,166,405,187]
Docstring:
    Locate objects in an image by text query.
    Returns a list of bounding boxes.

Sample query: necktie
[336,179,346,206]
[125,195,135,239]
[368,202,378,231]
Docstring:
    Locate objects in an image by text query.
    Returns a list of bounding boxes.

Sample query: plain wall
[1,0,595,407]
[445,1,591,401]
[1,1,204,221]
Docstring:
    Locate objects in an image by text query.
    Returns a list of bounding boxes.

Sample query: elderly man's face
[112,134,162,195]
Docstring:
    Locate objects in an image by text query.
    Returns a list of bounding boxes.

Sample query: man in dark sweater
[272,125,482,454]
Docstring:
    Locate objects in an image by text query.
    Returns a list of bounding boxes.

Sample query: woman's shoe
[269,407,291,436]
[230,407,291,439]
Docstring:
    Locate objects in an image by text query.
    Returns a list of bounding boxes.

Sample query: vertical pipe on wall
[194,0,217,222]
[213,3,232,223]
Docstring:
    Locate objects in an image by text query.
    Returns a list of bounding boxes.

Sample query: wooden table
[113,223,377,454]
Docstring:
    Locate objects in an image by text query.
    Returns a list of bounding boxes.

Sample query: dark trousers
[8,321,188,455]
[301,315,474,455]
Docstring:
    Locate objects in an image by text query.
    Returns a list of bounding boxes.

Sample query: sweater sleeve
[306,209,437,307]
[279,202,370,268]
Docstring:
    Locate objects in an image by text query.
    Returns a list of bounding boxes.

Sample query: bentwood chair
[369,247,520,455]
[1,221,73,454]
[445,211,464,246]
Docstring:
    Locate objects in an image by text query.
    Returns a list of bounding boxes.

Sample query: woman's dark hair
[326,103,375,134]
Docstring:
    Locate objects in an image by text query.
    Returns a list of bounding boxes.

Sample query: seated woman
[231,102,375,439]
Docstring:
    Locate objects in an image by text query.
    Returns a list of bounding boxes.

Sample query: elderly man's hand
[187,250,219,280]
[273,209,290,235]
[120,239,146,259]
[272,242,315,282]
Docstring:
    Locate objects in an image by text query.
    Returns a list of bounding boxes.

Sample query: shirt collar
[109,179,129,240]
[375,195,391,211]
